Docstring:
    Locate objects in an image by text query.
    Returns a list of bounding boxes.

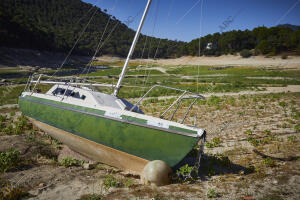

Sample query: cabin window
[52,88,84,100]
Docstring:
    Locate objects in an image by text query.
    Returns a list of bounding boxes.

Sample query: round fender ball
[141,160,172,186]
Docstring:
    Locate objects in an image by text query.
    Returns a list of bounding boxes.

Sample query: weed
[0,115,7,123]
[206,137,221,148]
[245,129,253,135]
[10,111,15,117]
[258,105,264,109]
[207,188,217,198]
[295,124,300,132]
[264,129,271,135]
[60,157,84,167]
[264,158,276,167]
[103,175,122,190]
[291,111,300,120]
[290,100,296,105]
[0,185,29,200]
[282,123,288,128]
[279,101,287,108]
[3,125,13,135]
[207,168,216,176]
[287,135,296,143]
[0,149,20,173]
[176,164,193,177]
[124,178,133,188]
[247,137,259,146]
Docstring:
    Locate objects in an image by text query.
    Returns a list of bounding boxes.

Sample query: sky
[82,0,300,42]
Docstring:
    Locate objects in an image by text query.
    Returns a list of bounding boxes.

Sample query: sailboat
[18,0,206,174]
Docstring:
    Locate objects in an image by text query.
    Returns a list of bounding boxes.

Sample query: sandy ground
[1,47,300,69]
[134,55,300,69]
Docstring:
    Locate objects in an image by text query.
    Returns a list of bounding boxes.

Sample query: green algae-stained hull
[19,96,200,167]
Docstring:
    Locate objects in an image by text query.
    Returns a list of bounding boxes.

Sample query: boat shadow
[173,153,255,181]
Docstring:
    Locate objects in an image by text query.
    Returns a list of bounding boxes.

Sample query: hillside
[0,0,300,59]
[0,0,183,58]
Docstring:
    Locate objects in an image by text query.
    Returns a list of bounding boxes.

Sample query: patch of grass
[60,157,85,167]
[0,185,29,200]
[278,101,287,108]
[0,149,20,173]
[123,178,134,188]
[176,164,194,177]
[245,129,253,135]
[207,188,218,198]
[287,135,297,143]
[295,124,300,132]
[103,175,122,190]
[205,137,221,148]
[264,158,276,167]
[264,129,271,135]
[247,137,260,146]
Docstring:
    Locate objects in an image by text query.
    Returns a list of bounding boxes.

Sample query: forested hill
[0,0,183,58]
[0,0,300,59]
[185,25,300,57]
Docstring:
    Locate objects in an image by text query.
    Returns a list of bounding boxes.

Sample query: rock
[83,162,95,170]
[140,160,172,187]
[39,183,45,187]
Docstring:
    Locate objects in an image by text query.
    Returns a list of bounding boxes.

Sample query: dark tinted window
[52,88,84,100]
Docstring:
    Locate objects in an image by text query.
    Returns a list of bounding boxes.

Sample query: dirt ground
[134,55,300,69]
[0,89,299,200]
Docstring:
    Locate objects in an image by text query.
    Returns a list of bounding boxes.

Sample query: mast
[113,0,152,96]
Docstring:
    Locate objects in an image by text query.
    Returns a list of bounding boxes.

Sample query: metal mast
[113,0,152,96]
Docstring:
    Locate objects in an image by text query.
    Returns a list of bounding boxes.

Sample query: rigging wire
[47,5,99,80]
[275,0,300,25]
[176,0,202,25]
[84,1,143,76]
[142,0,160,88]
[197,0,204,93]
[80,0,119,75]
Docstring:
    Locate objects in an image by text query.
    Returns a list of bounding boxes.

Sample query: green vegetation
[0,149,20,173]
[1,0,299,58]
[0,0,183,58]
[0,84,51,105]
[263,158,276,167]
[60,157,85,167]
[240,49,252,58]
[206,137,221,148]
[176,164,194,177]
[206,188,218,198]
[103,175,122,190]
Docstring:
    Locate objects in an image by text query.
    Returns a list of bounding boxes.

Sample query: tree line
[0,0,299,59]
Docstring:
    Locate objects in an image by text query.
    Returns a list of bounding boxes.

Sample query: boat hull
[19,95,200,170]
[29,117,148,174]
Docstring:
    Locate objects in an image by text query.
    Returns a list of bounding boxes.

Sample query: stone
[83,162,95,170]
[140,160,172,187]
[39,183,45,187]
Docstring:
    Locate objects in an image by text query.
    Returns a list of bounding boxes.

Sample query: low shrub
[240,49,252,58]
[0,149,20,173]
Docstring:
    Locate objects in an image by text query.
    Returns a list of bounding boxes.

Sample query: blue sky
[83,0,300,42]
